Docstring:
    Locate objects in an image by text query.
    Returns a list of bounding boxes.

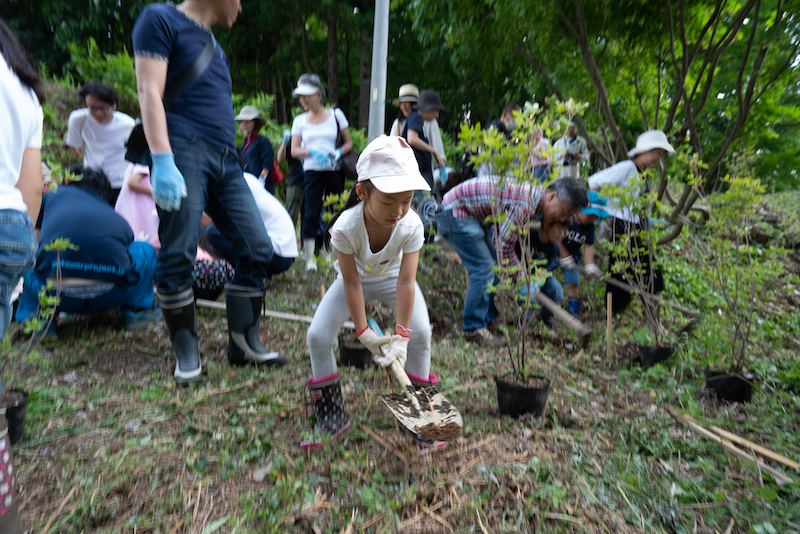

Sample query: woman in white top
[290,73,353,271]
[0,16,42,534]
[388,84,447,195]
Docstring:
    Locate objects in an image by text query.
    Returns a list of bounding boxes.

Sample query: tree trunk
[300,17,313,74]
[326,9,339,106]
[358,25,372,130]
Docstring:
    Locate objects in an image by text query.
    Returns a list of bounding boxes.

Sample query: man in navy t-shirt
[556,192,610,316]
[133,1,286,385]
[15,168,159,339]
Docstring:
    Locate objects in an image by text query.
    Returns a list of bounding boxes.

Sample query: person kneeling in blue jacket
[15,167,160,341]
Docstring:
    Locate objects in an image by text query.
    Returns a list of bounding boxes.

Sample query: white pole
[367,0,390,141]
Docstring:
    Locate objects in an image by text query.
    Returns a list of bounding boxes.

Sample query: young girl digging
[302,136,436,450]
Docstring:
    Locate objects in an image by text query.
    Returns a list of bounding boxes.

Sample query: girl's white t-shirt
[0,54,43,213]
[330,202,424,279]
[291,108,349,172]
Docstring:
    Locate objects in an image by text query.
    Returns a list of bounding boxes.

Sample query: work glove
[332,148,343,162]
[559,256,578,270]
[150,152,187,212]
[282,129,291,145]
[374,334,409,368]
[584,263,604,278]
[356,327,392,357]
[308,149,330,167]
[438,167,448,186]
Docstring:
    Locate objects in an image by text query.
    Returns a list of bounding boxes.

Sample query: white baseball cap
[627,130,676,158]
[356,136,431,194]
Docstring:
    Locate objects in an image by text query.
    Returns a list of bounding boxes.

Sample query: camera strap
[162,34,216,108]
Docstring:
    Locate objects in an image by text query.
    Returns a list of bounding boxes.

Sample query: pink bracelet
[395,324,412,333]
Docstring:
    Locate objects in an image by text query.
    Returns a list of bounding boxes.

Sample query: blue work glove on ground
[308,150,330,167]
[150,152,187,212]
[438,168,448,186]
[333,148,343,162]
[282,129,291,145]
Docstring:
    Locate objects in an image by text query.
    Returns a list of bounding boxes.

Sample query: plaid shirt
[441,176,545,267]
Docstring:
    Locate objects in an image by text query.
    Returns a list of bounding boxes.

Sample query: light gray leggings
[307,276,432,378]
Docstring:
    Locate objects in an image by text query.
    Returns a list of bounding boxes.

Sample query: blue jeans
[205,223,294,279]
[302,169,345,240]
[0,210,37,340]
[533,165,551,183]
[539,275,563,323]
[435,209,498,332]
[159,132,273,294]
[15,242,157,322]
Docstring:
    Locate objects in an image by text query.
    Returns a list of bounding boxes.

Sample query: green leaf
[203,516,229,534]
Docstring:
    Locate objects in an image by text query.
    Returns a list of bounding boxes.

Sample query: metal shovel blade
[367,319,463,442]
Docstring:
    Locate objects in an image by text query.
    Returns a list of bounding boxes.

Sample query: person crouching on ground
[435,176,588,346]
[15,167,161,340]
[303,136,436,450]
[587,130,675,314]
[555,191,610,317]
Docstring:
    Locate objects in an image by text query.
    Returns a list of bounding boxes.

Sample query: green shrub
[66,38,138,116]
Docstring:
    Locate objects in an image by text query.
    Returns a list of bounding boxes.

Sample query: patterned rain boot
[0,415,24,534]
[226,285,288,367]
[300,372,352,450]
[568,297,581,318]
[403,372,447,450]
[159,289,203,386]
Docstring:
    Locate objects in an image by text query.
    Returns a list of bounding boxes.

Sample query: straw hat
[234,106,266,129]
[627,130,676,158]
[392,84,419,106]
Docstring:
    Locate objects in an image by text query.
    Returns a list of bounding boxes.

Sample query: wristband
[395,324,412,333]
[356,326,370,337]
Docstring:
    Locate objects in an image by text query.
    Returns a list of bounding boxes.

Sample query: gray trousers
[285,184,305,228]
[307,276,432,378]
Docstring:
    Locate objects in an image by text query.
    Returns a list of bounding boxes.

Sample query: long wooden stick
[706,425,800,470]
[668,410,792,485]
[594,272,700,317]
[196,298,355,329]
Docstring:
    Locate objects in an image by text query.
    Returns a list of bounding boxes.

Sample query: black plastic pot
[704,369,755,403]
[638,344,676,369]
[494,375,550,418]
[1,389,29,445]
[338,333,372,369]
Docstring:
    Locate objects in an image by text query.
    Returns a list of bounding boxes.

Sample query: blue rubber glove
[282,129,291,145]
[333,148,343,162]
[438,167,448,186]
[308,150,329,166]
[150,152,187,212]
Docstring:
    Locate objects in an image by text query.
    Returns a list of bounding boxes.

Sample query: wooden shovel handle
[368,318,419,409]
[535,291,591,348]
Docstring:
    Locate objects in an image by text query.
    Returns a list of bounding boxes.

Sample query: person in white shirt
[588,130,675,313]
[0,16,42,534]
[204,173,299,283]
[552,123,590,178]
[64,81,135,203]
[303,136,438,450]
[290,73,354,271]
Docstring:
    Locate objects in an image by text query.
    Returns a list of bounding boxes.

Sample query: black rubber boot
[159,289,203,386]
[226,284,287,367]
[300,371,352,449]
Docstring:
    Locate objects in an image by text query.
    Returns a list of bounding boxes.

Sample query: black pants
[607,217,663,314]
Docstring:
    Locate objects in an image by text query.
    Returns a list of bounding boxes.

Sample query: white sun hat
[356,136,431,194]
[627,130,676,158]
